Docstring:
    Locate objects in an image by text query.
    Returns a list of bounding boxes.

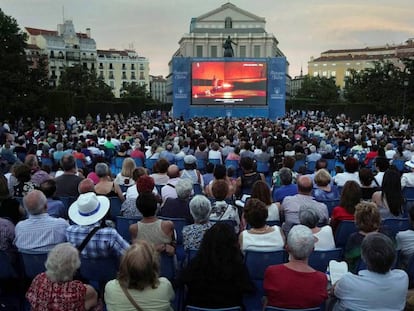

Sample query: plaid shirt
[66,223,129,258]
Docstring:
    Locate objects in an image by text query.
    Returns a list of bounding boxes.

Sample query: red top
[330,205,355,232]
[26,272,87,311]
[130,149,145,159]
[264,264,328,309]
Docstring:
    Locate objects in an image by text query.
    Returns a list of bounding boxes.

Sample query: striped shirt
[14,213,68,252]
[66,224,130,258]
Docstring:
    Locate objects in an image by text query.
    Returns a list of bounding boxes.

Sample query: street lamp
[403,80,409,117]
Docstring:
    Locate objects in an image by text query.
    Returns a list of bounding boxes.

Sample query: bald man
[160,164,181,204]
[14,190,68,251]
[78,178,95,194]
[280,175,329,233]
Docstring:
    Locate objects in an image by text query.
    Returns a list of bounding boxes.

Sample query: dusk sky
[2,0,414,77]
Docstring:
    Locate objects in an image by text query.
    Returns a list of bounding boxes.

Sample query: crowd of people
[1,110,414,310]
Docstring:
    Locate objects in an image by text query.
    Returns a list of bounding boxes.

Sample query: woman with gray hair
[159,179,194,222]
[299,205,335,250]
[263,225,328,309]
[182,195,213,250]
[26,242,98,310]
[94,162,125,202]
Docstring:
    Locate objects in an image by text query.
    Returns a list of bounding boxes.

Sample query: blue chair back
[196,159,207,173]
[19,250,48,279]
[193,183,203,195]
[75,158,85,169]
[308,248,343,272]
[406,254,414,288]
[334,221,357,249]
[113,157,125,175]
[159,252,176,281]
[381,218,410,239]
[0,250,17,278]
[109,197,123,220]
[41,157,54,168]
[159,216,189,264]
[326,159,336,175]
[133,157,144,167]
[316,199,339,217]
[225,160,240,177]
[145,158,158,173]
[186,306,241,311]
[155,184,164,195]
[306,161,316,174]
[80,256,119,294]
[293,159,306,173]
[176,158,185,170]
[256,161,270,174]
[208,159,221,166]
[116,216,142,243]
[392,159,405,172]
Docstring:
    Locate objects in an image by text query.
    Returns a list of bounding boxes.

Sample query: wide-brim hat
[68,192,110,226]
[405,156,414,169]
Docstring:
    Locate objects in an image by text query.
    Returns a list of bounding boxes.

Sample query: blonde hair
[314,169,331,187]
[355,201,381,233]
[121,158,136,178]
[118,241,160,290]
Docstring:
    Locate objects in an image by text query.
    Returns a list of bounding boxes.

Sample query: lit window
[345,71,350,76]
[314,64,318,67]
[323,64,327,67]
[322,71,327,77]
[313,72,318,77]
[331,71,336,77]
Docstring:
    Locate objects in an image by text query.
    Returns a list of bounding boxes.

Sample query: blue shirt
[273,184,298,203]
[66,223,130,258]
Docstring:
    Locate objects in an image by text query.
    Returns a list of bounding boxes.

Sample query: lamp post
[403,80,409,117]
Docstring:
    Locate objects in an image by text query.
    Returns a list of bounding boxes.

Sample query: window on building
[122,71,127,80]
[99,63,103,69]
[139,64,144,70]
[331,71,336,77]
[313,72,318,77]
[131,72,136,80]
[51,70,56,78]
[83,62,87,69]
[239,45,246,57]
[122,64,126,70]
[50,51,55,58]
[322,71,327,77]
[253,45,260,58]
[323,64,327,67]
[91,63,95,70]
[196,45,203,57]
[131,64,135,70]
[345,71,350,77]
[211,46,217,57]
[225,17,233,29]
[109,71,114,79]
[58,51,64,59]
[109,63,113,70]
[109,81,114,89]
[139,72,144,80]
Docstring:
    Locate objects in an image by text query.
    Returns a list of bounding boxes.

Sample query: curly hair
[355,201,381,233]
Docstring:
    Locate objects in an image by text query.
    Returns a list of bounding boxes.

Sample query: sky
[2,0,414,77]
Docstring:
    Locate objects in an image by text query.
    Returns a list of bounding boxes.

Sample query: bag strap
[77,226,100,253]
[120,285,144,311]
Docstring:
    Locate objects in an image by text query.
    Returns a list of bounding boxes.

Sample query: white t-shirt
[241,226,284,252]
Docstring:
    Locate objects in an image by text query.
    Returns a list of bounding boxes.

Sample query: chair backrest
[381,218,410,239]
[225,160,240,177]
[392,159,405,172]
[186,306,241,311]
[155,184,164,195]
[193,183,203,195]
[75,158,85,169]
[208,159,221,166]
[19,250,48,279]
[315,199,339,217]
[326,159,336,174]
[0,250,17,278]
[334,220,357,249]
[158,216,188,245]
[293,159,306,173]
[256,161,270,174]
[145,158,157,173]
[176,158,185,170]
[196,159,207,173]
[406,254,414,288]
[116,216,142,243]
[79,256,119,293]
[244,250,287,280]
[308,248,343,272]
[403,187,414,200]
[264,307,321,311]
[109,197,123,220]
[159,252,176,281]
[133,157,144,168]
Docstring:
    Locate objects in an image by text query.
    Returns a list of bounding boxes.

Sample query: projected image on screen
[191,61,267,105]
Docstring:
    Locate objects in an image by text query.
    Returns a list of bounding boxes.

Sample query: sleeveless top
[240,172,261,195]
[181,169,200,184]
[241,226,284,251]
[137,219,172,245]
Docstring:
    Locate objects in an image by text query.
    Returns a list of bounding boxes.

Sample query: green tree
[344,61,405,114]
[297,76,339,105]
[58,64,114,101]
[0,9,29,113]
[120,82,150,98]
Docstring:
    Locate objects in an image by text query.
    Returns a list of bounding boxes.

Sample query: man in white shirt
[161,164,181,204]
[401,156,414,188]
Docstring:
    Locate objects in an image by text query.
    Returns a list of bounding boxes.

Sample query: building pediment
[195,2,265,23]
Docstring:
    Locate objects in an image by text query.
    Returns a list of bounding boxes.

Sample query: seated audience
[401,155,414,188]
[312,169,339,201]
[250,180,280,221]
[182,195,213,251]
[396,206,414,268]
[67,192,129,259]
[358,168,379,200]
[26,243,98,311]
[39,179,67,219]
[15,190,68,252]
[150,158,170,185]
[272,167,297,203]
[204,164,235,199]
[372,169,404,219]
[264,225,328,309]
[13,163,36,197]
[180,155,204,186]
[239,198,285,252]
[236,157,265,198]
[54,154,84,198]
[179,222,254,308]
[299,205,335,250]
[334,233,408,311]
[159,178,193,222]
[330,180,361,232]
[94,163,125,202]
[129,192,175,255]
[160,164,181,203]
[105,241,175,311]
[114,157,136,189]
[333,157,360,187]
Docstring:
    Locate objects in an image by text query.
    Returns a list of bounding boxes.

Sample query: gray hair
[361,232,396,274]
[95,162,109,177]
[23,190,47,215]
[56,143,64,151]
[279,167,292,185]
[287,224,315,260]
[176,179,193,199]
[189,195,212,223]
[45,243,81,282]
[299,205,320,229]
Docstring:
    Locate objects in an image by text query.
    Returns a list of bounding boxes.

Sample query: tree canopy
[296,76,339,105]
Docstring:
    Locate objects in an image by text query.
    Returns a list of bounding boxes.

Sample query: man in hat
[66,192,129,258]
[14,190,68,252]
